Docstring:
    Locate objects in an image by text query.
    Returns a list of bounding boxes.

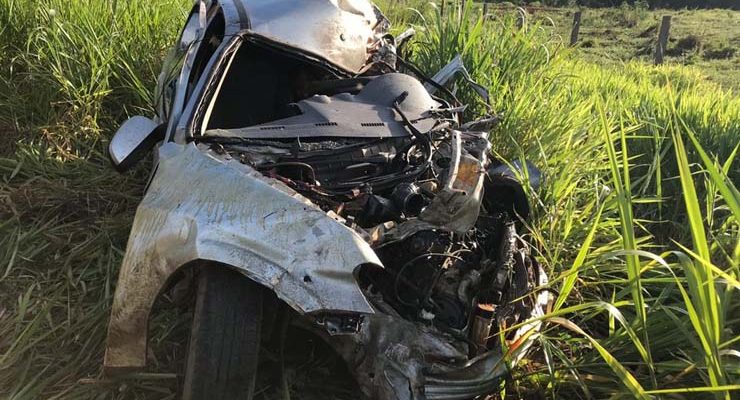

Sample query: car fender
[104,142,381,372]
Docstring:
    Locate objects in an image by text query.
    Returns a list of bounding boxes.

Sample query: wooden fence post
[570,11,582,46]
[483,2,489,18]
[654,15,672,65]
[516,7,526,30]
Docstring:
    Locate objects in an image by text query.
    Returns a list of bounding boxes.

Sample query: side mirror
[108,116,165,172]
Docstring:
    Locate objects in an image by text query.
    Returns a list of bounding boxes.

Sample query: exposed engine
[202,71,541,348]
[199,71,546,399]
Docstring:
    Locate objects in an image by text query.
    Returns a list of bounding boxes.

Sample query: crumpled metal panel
[327,314,508,400]
[104,142,381,370]
[327,263,550,400]
[233,0,381,73]
[328,314,466,399]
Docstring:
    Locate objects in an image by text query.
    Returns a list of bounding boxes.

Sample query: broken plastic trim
[425,55,491,106]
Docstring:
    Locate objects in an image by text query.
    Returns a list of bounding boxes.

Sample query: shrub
[666,34,703,56]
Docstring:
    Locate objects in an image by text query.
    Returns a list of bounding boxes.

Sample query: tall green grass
[0,1,190,398]
[1,0,738,398]
[383,2,738,398]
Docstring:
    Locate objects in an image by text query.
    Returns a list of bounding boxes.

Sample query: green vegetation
[498,0,739,10]
[1,0,738,399]
[509,4,740,91]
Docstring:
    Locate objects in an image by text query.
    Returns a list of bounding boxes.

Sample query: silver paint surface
[233,0,382,73]
[104,142,381,370]
[108,116,159,166]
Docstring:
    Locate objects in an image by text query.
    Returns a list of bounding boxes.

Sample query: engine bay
[198,72,544,364]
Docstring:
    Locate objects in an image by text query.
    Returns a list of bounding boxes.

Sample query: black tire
[182,266,263,400]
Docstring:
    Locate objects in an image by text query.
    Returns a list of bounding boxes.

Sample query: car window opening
[205,42,339,131]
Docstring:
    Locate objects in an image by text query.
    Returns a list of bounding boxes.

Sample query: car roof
[215,0,383,74]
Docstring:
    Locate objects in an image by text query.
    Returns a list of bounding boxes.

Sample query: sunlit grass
[1,0,738,399]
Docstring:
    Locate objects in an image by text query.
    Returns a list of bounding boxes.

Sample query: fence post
[516,7,526,30]
[654,15,672,65]
[570,11,582,46]
[483,2,489,18]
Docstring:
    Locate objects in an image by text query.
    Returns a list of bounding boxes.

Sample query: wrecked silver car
[105,1,549,399]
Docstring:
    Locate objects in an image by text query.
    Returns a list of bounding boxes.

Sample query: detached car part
[104,1,548,399]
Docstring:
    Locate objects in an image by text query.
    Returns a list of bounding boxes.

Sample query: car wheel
[182,266,263,400]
